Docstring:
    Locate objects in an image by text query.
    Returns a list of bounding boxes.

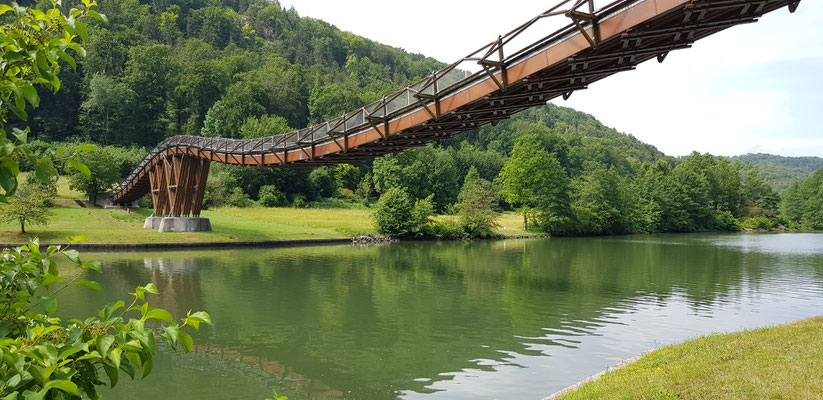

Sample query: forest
[6,0,822,238]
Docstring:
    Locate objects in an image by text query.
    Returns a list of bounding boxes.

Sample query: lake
[57,233,823,400]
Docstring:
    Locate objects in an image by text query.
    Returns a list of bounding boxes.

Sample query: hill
[730,153,823,191]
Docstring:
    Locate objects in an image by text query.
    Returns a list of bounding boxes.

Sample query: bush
[457,167,499,238]
[411,195,436,236]
[225,187,252,207]
[433,219,467,239]
[740,216,776,230]
[373,187,414,237]
[258,185,286,207]
[203,165,237,209]
[138,194,154,209]
[713,210,741,231]
[292,194,308,208]
[336,187,355,200]
[308,167,338,198]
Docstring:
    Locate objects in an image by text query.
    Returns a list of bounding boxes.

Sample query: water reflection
[56,234,823,400]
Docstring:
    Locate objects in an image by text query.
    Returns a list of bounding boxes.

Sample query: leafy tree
[258,184,286,207]
[457,167,499,237]
[355,172,375,202]
[572,162,623,235]
[781,169,823,230]
[0,4,212,400]
[497,134,572,234]
[239,114,292,138]
[410,194,435,237]
[741,166,779,217]
[373,187,413,237]
[67,146,131,205]
[79,74,136,144]
[0,184,53,233]
[225,186,252,207]
[332,164,361,191]
[123,44,178,146]
[308,167,337,198]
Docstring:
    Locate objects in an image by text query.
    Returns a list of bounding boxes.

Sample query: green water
[58,234,823,400]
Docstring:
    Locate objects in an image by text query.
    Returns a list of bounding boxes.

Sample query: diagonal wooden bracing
[109,0,801,215]
[147,155,210,217]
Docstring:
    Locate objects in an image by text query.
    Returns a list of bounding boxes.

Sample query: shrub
[713,210,741,231]
[203,165,237,209]
[433,219,467,239]
[740,216,776,230]
[373,187,413,237]
[336,187,355,200]
[258,185,286,207]
[292,194,308,208]
[308,167,338,198]
[225,187,252,207]
[138,194,154,209]
[457,167,499,238]
[411,195,436,236]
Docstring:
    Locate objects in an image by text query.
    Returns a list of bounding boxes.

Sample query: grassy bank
[0,177,529,243]
[558,316,823,399]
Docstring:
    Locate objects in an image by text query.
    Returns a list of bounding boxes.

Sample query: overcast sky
[279,0,823,157]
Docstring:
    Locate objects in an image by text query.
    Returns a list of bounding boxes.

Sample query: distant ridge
[730,153,823,191]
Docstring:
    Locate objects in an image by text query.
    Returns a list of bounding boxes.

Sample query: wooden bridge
[110,0,801,220]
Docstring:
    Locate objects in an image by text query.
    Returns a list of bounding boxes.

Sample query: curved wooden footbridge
[110,0,801,220]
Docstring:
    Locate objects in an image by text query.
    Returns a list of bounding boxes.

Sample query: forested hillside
[11,0,443,145]
[5,0,815,238]
[730,154,823,191]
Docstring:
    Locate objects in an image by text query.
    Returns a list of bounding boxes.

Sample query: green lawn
[558,316,823,399]
[0,176,532,243]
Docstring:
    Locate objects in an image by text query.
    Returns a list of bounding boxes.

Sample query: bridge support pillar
[146,155,211,232]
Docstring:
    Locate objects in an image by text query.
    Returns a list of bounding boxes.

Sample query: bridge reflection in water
[109,0,801,222]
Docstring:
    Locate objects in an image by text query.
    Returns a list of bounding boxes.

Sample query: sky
[278,0,823,157]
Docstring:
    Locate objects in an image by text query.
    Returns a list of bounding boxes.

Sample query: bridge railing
[110,0,642,199]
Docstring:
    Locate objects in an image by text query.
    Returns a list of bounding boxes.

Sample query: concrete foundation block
[156,217,212,233]
[143,216,164,230]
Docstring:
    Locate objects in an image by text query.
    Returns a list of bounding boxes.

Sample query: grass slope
[0,177,529,243]
[559,316,823,399]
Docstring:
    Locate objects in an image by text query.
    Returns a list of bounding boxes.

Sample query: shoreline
[0,234,547,252]
[548,316,823,399]
[541,353,648,400]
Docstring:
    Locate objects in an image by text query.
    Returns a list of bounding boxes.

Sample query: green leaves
[75,280,101,292]
[66,159,90,179]
[183,311,212,331]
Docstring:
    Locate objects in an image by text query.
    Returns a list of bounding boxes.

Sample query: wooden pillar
[192,159,210,217]
[150,155,210,218]
[150,161,170,216]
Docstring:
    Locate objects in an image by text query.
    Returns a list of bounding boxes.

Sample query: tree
[258,185,286,207]
[497,134,572,234]
[458,167,499,237]
[373,187,413,237]
[79,74,136,144]
[410,194,435,237]
[0,4,212,400]
[0,185,52,233]
[572,162,624,235]
[239,115,292,138]
[123,44,178,146]
[67,146,128,205]
[308,167,338,198]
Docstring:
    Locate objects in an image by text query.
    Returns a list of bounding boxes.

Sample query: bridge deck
[111,0,798,204]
